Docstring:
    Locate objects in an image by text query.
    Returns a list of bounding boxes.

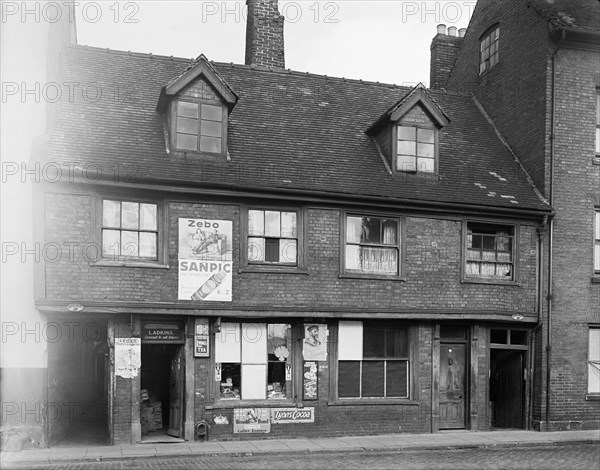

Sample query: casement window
[595,210,600,272]
[101,199,159,260]
[174,100,225,154]
[337,321,410,399]
[480,25,499,74]
[215,323,292,400]
[465,222,515,281]
[396,125,436,173]
[344,215,401,276]
[588,328,600,394]
[247,209,298,266]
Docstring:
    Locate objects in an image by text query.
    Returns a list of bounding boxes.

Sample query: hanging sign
[303,361,318,400]
[194,318,210,357]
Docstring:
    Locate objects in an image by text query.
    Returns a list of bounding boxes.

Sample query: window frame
[595,91,599,157]
[170,98,228,156]
[240,205,307,274]
[393,123,438,174]
[595,210,600,274]
[93,195,168,268]
[479,24,500,75]
[462,219,519,285]
[340,211,405,280]
[587,326,600,398]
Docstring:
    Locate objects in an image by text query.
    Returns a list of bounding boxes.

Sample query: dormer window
[480,25,499,74]
[175,100,225,154]
[396,125,436,173]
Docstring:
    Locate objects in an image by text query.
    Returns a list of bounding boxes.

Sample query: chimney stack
[430,24,464,90]
[245,0,285,68]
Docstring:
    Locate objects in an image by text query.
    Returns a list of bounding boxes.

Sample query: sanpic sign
[271,407,315,424]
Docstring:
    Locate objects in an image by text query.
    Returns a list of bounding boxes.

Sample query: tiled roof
[527,0,600,31]
[42,45,549,212]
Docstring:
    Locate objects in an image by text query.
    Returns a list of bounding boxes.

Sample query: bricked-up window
[396,125,436,173]
[215,323,292,400]
[247,210,297,265]
[345,216,400,275]
[338,321,409,399]
[588,328,600,394]
[102,200,158,259]
[480,25,499,74]
[595,210,600,272]
[175,100,224,154]
[466,222,514,280]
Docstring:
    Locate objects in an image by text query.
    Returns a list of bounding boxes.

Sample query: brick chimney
[430,24,465,90]
[245,0,285,68]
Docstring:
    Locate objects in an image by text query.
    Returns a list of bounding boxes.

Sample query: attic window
[395,125,436,173]
[480,25,499,74]
[174,100,225,154]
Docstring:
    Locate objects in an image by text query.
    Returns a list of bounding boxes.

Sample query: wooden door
[439,343,467,429]
[167,346,184,438]
[491,350,524,428]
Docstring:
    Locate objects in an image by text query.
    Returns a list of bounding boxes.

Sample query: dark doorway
[439,343,467,429]
[490,349,525,429]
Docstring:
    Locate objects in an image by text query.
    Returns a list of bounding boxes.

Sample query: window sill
[91,260,169,269]
[239,266,309,275]
[207,399,296,409]
[328,399,418,406]
[339,273,406,282]
[461,277,519,286]
[585,394,600,401]
[591,275,600,284]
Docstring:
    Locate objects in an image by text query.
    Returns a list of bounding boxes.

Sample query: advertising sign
[271,407,315,424]
[115,337,141,379]
[303,361,318,400]
[194,318,210,357]
[141,322,184,343]
[233,408,271,434]
[303,323,328,361]
[178,218,233,301]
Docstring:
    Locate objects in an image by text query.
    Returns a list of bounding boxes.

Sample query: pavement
[1,429,599,468]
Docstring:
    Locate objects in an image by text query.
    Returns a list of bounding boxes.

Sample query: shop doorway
[140,344,184,441]
[490,349,525,429]
[438,325,468,430]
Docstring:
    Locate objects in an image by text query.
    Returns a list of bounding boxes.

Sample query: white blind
[215,322,240,363]
[338,321,363,360]
[242,323,267,363]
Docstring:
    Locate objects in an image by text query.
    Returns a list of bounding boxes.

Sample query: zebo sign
[271,407,315,424]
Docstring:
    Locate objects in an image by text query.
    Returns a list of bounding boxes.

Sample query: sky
[75,1,475,87]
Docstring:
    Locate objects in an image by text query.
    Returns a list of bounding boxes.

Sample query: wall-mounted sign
[194,318,210,357]
[303,324,328,361]
[271,407,315,424]
[115,337,141,378]
[141,322,184,343]
[178,218,233,302]
[303,361,318,400]
[233,408,270,434]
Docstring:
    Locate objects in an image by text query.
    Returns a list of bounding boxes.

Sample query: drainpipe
[546,28,565,431]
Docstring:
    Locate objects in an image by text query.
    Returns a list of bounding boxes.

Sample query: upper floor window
[465,222,514,281]
[396,125,436,173]
[480,25,499,74]
[344,215,401,276]
[174,100,225,154]
[101,199,159,261]
[247,209,298,266]
[595,210,600,273]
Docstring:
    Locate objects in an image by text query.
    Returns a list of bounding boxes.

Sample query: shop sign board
[271,407,315,424]
[194,318,210,357]
[141,322,184,343]
[178,218,233,302]
[233,408,271,434]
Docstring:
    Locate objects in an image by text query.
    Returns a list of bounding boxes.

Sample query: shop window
[101,199,159,261]
[344,215,401,277]
[215,323,292,400]
[396,125,436,173]
[337,321,410,399]
[480,24,499,74]
[465,222,515,281]
[589,328,600,394]
[174,100,225,154]
[246,209,300,266]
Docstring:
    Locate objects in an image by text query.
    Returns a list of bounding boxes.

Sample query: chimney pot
[458,28,466,38]
[436,24,447,35]
[448,26,457,37]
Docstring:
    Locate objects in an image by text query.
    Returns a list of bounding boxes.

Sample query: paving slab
[276,438,327,451]
[121,445,156,456]
[218,441,259,453]
[187,442,228,454]
[154,444,193,455]
[246,440,292,452]
[85,446,124,458]
[308,438,353,450]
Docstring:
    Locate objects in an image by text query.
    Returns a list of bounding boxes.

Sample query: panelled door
[167,346,184,438]
[439,343,467,429]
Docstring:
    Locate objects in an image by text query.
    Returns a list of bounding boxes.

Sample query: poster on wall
[271,407,315,424]
[115,337,141,379]
[303,361,318,400]
[233,408,271,433]
[303,323,328,361]
[194,318,210,357]
[178,218,233,301]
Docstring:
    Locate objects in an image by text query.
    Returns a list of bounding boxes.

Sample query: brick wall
[430,33,463,90]
[245,0,285,68]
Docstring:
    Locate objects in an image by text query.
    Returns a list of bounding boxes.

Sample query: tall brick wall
[430,33,463,90]
[245,0,285,68]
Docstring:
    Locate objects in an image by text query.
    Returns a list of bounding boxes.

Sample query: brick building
[12,0,597,446]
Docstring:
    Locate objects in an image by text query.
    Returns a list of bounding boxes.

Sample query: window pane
[588,328,600,394]
[338,361,360,397]
[102,229,120,256]
[360,247,398,274]
[418,157,435,173]
[102,200,121,228]
[121,231,139,257]
[265,238,280,262]
[201,120,222,137]
[242,323,267,363]
[382,220,397,245]
[280,239,297,264]
[386,328,408,357]
[397,140,416,156]
[178,101,199,118]
[248,210,265,236]
[595,212,600,239]
[267,324,290,357]
[511,330,527,345]
[281,212,297,238]
[386,361,408,397]
[121,202,139,230]
[264,211,281,237]
[595,241,600,271]
[417,128,435,143]
[467,248,481,261]
[220,363,241,399]
[361,217,381,244]
[338,321,363,360]
[215,323,241,362]
[139,232,157,258]
[242,364,267,400]
[491,329,508,344]
[482,236,496,251]
[176,116,198,134]
[362,361,384,397]
[177,133,197,151]
[201,104,222,121]
[140,203,157,231]
[417,142,434,158]
[248,237,265,262]
[397,126,416,140]
[397,154,416,172]
[363,327,385,358]
[345,244,360,270]
[346,217,363,243]
[199,136,222,153]
[267,362,287,399]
